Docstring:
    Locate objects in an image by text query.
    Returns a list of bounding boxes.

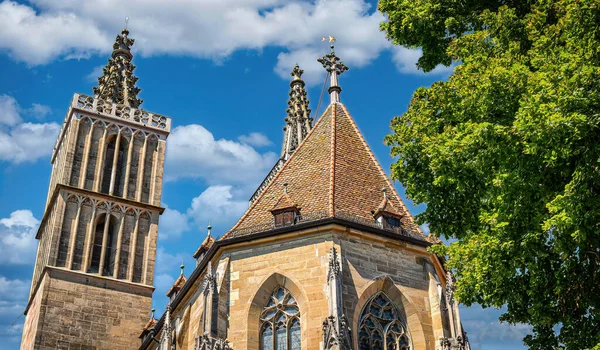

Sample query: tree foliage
[379,0,600,348]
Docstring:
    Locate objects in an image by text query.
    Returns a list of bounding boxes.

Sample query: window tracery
[358,292,410,350]
[260,287,301,350]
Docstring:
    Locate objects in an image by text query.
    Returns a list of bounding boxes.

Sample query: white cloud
[0,277,30,301]
[0,1,110,65]
[0,0,449,82]
[460,304,531,347]
[0,121,60,163]
[391,46,453,76]
[0,95,59,164]
[165,124,277,185]
[188,185,248,233]
[0,95,21,126]
[159,207,190,240]
[419,223,430,235]
[0,210,39,265]
[85,65,103,83]
[238,132,272,147]
[28,103,52,120]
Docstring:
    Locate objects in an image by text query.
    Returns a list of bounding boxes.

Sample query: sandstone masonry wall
[27,268,152,350]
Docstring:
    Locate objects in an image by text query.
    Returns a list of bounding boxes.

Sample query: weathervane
[317,35,348,104]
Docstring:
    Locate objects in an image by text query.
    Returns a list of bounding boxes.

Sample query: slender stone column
[113,210,126,278]
[149,141,159,205]
[127,211,140,281]
[142,218,151,284]
[79,122,94,188]
[82,204,97,272]
[97,210,112,275]
[94,127,108,192]
[122,133,135,197]
[109,130,122,195]
[136,136,148,202]
[62,119,80,184]
[67,197,83,269]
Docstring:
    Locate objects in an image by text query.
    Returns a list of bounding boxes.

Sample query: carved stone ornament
[438,333,471,350]
[445,270,455,305]
[317,49,349,76]
[200,262,217,296]
[93,29,143,108]
[439,337,452,350]
[327,247,341,283]
[194,333,232,350]
[322,314,352,350]
[281,64,312,160]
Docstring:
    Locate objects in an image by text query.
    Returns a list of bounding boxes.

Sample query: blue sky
[0,0,530,349]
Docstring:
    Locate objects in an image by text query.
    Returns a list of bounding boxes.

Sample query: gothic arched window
[260,287,301,350]
[358,292,411,350]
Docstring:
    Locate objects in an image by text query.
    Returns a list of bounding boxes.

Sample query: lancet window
[358,292,411,350]
[100,133,129,196]
[88,213,119,276]
[260,287,301,350]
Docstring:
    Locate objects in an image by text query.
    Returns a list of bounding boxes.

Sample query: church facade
[21,30,469,350]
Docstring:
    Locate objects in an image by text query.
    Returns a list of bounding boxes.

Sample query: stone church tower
[140,42,470,350]
[21,29,170,349]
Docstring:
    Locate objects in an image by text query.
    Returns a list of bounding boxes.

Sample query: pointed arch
[353,276,426,349]
[100,131,129,196]
[247,273,308,350]
[88,212,119,275]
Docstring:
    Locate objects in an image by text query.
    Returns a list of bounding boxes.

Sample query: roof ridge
[338,104,422,233]
[329,103,337,217]
[224,104,334,238]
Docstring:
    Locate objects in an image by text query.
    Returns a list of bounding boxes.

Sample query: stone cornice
[24,265,154,315]
[37,183,165,239]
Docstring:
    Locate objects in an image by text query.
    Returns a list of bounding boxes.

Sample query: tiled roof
[224,103,426,241]
[271,192,297,212]
[166,274,187,297]
[139,317,157,339]
[374,196,402,217]
[193,234,215,259]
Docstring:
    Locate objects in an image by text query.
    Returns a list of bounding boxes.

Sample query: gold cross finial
[321,36,337,43]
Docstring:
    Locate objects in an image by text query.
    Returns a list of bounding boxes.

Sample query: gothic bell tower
[21,29,170,350]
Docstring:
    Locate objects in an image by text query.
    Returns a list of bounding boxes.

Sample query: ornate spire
[281,64,313,160]
[93,28,143,108]
[318,36,349,104]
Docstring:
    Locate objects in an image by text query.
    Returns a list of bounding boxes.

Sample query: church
[20,28,470,350]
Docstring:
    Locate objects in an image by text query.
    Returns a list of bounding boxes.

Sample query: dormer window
[273,209,297,228]
[373,188,404,232]
[383,215,401,229]
[271,182,300,228]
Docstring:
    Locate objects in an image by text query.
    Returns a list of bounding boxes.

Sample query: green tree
[379,0,600,348]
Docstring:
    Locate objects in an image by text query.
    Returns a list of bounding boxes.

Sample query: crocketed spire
[281,64,313,160]
[318,36,349,104]
[93,29,143,108]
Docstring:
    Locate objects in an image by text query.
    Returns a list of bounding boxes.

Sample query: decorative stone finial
[283,182,289,194]
[382,187,387,200]
[281,64,312,160]
[318,36,349,104]
[150,308,155,319]
[207,222,212,237]
[180,260,185,276]
[93,27,143,108]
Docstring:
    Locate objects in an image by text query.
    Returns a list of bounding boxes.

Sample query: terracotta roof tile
[193,234,215,259]
[166,274,187,297]
[271,192,297,212]
[224,103,426,241]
